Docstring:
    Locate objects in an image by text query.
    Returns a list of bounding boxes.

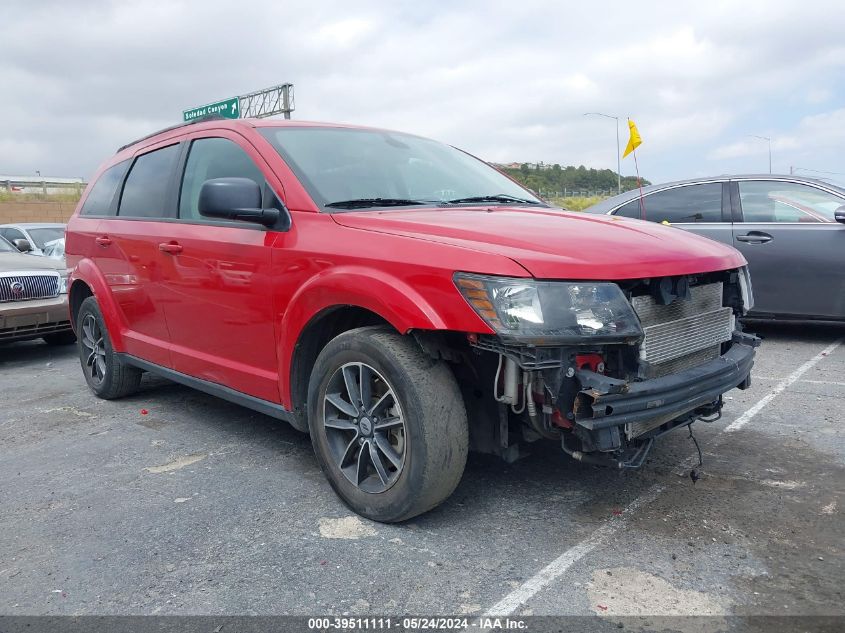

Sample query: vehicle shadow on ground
[10,329,834,531]
[126,373,313,447]
[0,339,78,366]
[113,373,635,529]
[743,320,844,344]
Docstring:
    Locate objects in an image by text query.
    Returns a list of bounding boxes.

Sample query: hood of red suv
[332,206,746,280]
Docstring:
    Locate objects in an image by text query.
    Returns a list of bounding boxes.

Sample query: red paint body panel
[67,119,749,414]
[270,212,523,406]
[156,222,280,402]
[331,207,747,280]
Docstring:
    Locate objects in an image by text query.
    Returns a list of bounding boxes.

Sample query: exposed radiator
[631,282,734,379]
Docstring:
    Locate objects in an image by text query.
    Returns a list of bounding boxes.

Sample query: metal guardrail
[538,190,616,198]
[2,179,86,195]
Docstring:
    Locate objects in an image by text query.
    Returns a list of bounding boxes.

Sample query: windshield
[259,127,543,210]
[0,235,15,253]
[28,227,65,249]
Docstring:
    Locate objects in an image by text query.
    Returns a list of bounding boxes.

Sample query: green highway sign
[183,96,240,122]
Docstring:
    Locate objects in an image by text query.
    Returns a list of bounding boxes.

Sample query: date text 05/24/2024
[307,617,527,630]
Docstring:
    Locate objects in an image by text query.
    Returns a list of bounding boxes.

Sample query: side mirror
[198,178,283,228]
[835,204,845,224]
[12,238,32,253]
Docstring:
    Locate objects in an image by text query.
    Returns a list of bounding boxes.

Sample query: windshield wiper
[445,194,541,205]
[324,198,431,209]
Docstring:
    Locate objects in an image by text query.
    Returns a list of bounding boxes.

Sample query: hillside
[496,162,650,198]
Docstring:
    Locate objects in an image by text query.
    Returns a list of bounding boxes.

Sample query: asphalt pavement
[0,322,842,625]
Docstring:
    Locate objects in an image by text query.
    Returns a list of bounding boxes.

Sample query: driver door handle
[736,231,772,244]
[158,241,183,255]
[95,235,112,247]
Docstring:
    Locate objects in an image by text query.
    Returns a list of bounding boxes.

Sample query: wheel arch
[278,267,453,416]
[286,305,393,432]
[69,279,93,332]
[68,259,127,350]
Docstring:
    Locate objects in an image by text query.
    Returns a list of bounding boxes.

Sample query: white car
[0,223,66,257]
[42,238,65,260]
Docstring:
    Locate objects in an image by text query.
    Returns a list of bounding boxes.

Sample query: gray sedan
[584,175,845,322]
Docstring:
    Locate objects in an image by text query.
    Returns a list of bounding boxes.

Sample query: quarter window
[179,137,265,221]
[738,180,843,223]
[614,183,724,223]
[80,160,129,217]
[118,144,180,218]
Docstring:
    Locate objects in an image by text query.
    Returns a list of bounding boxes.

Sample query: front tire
[76,296,142,399]
[308,327,468,522]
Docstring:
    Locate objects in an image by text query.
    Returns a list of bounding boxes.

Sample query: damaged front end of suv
[450,266,759,467]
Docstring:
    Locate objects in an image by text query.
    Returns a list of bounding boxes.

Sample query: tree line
[496,162,650,196]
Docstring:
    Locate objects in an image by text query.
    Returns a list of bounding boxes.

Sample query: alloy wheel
[80,314,107,386]
[321,362,407,493]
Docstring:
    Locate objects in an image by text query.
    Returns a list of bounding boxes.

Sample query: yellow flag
[622,118,642,158]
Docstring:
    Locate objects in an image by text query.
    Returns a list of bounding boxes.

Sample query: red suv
[66,119,758,521]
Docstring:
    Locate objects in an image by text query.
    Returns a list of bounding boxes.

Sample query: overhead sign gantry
[183,83,294,122]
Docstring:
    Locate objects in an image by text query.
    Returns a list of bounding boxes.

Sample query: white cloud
[1,0,845,183]
[709,108,845,161]
[313,18,377,48]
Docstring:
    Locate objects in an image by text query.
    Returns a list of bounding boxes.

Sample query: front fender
[70,258,128,352]
[276,265,490,406]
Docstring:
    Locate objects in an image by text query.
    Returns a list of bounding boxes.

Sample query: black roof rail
[116,114,229,153]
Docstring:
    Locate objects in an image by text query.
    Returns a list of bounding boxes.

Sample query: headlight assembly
[454,273,643,345]
[738,266,754,313]
[58,273,69,294]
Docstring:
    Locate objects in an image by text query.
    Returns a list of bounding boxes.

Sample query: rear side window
[738,180,843,223]
[80,160,129,217]
[615,183,723,223]
[179,138,265,221]
[119,144,180,218]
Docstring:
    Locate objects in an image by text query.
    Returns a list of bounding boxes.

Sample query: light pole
[584,112,621,193]
[749,135,772,174]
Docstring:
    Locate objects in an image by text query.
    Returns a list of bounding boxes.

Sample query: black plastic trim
[575,342,757,430]
[117,354,295,424]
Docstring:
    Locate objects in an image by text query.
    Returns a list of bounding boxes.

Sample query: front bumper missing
[574,337,759,434]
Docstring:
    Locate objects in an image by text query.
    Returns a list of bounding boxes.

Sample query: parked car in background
[0,235,74,345]
[584,175,845,322]
[0,223,67,257]
[66,118,757,522]
[42,238,65,260]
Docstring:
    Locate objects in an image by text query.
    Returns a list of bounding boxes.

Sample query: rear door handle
[736,232,772,244]
[95,236,112,247]
[158,241,183,255]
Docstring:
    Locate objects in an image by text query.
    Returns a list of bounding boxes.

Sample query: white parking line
[797,379,845,386]
[483,337,843,616]
[483,485,664,617]
[725,338,843,433]
[753,376,845,387]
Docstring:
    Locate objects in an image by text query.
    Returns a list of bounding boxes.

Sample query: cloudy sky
[2,0,844,184]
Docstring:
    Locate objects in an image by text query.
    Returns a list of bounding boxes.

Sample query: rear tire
[76,296,142,399]
[307,326,468,522]
[43,331,76,346]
